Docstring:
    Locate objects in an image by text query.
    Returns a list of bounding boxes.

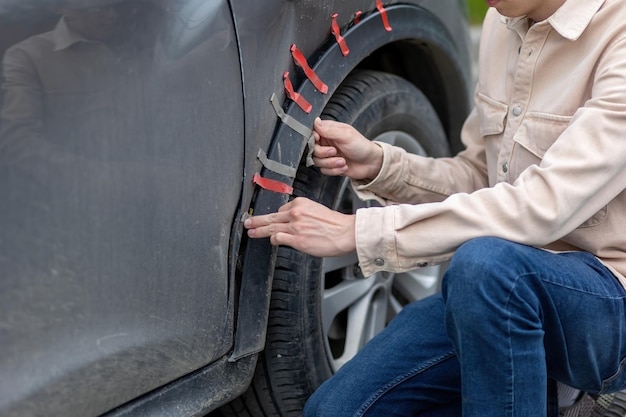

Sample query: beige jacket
[354,0,626,286]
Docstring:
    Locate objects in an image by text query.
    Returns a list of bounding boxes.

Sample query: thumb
[313,117,329,134]
[314,117,351,141]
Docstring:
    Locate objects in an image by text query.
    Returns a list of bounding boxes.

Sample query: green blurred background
[467,0,488,25]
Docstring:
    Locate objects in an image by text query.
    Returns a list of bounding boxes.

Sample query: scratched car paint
[0,0,472,416]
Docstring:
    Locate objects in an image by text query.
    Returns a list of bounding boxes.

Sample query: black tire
[220,70,451,417]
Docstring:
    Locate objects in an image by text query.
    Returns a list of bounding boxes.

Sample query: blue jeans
[303,237,626,417]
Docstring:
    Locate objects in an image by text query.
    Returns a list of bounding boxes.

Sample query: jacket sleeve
[355,34,626,277]
[351,102,490,205]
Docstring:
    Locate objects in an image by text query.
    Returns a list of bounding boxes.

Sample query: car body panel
[231,0,471,197]
[0,0,472,416]
[230,0,473,360]
[0,1,243,416]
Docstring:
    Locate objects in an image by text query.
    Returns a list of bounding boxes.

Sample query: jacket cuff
[352,142,407,202]
[355,206,397,276]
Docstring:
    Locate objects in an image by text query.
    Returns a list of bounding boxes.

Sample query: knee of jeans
[303,381,337,417]
[302,392,320,417]
[442,237,518,309]
[304,374,368,417]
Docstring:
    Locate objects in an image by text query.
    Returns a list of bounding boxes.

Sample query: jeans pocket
[601,356,626,393]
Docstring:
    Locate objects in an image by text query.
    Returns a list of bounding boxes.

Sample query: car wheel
[221,70,451,416]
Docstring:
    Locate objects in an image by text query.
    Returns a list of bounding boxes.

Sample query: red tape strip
[283,72,313,113]
[253,173,293,195]
[331,14,350,57]
[376,0,392,32]
[290,44,329,94]
[354,11,362,25]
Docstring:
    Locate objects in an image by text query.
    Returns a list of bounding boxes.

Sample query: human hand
[244,197,356,258]
[312,118,383,181]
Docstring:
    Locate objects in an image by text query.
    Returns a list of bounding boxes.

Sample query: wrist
[338,214,357,255]
[365,142,384,182]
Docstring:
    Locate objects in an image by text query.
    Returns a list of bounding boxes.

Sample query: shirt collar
[52,17,89,51]
[501,0,605,41]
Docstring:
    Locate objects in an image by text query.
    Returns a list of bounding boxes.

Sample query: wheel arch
[231,3,472,361]
[356,36,471,154]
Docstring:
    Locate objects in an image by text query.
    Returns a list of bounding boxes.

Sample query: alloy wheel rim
[321,130,443,371]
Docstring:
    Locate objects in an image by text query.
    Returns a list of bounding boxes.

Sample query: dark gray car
[0,0,473,416]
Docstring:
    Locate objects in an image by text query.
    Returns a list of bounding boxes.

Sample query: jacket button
[512,106,522,116]
[374,258,385,267]
[502,162,509,173]
[417,262,429,268]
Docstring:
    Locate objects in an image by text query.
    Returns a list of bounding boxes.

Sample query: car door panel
[0,1,243,416]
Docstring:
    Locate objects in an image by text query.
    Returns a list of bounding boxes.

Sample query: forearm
[352,140,489,205]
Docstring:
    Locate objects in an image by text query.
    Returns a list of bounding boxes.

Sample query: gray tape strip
[270,94,313,138]
[257,148,297,178]
[240,211,252,223]
[305,134,315,167]
[270,93,316,168]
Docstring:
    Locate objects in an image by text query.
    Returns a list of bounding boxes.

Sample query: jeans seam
[518,272,626,397]
[355,351,457,417]
[504,273,521,417]
[541,279,626,299]
[600,355,626,393]
[505,272,552,416]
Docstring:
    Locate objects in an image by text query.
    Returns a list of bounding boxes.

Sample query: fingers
[243,197,356,257]
[315,159,349,176]
[244,210,291,238]
[244,198,305,237]
[269,232,296,249]
[244,199,303,238]
[312,144,347,173]
[313,142,337,158]
[313,120,349,175]
[314,117,354,142]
